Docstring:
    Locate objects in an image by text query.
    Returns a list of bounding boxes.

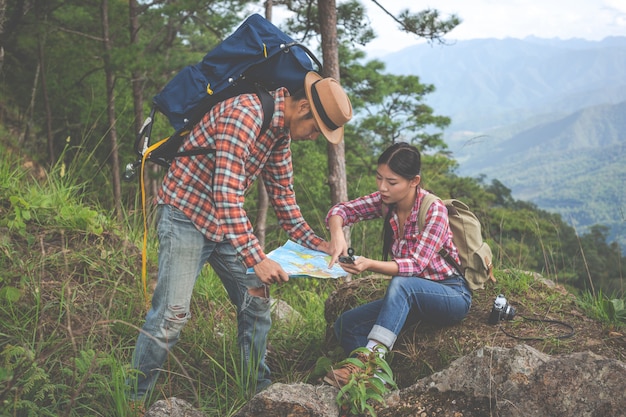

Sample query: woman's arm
[339,256,400,276]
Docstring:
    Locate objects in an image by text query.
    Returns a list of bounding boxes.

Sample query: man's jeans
[129,205,271,400]
[333,275,471,354]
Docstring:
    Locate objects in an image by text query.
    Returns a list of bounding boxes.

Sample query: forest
[0,1,624,298]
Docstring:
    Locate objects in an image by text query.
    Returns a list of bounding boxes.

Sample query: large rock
[145,397,207,417]
[377,344,626,417]
[233,383,339,417]
[155,345,626,416]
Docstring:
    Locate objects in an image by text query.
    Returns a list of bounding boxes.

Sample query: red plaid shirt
[326,188,459,280]
[158,88,323,267]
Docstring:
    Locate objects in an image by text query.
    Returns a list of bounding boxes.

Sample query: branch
[54,25,103,42]
[368,0,460,44]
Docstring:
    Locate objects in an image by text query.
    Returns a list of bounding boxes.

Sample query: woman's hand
[338,256,370,275]
[340,257,401,276]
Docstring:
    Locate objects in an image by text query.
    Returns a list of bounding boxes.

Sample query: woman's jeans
[333,275,472,354]
[128,205,271,400]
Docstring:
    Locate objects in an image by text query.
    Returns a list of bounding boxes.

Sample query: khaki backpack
[418,193,495,291]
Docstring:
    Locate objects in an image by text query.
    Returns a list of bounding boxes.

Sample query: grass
[0,147,624,416]
[0,147,338,415]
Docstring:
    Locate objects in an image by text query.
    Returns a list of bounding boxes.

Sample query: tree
[318,0,346,205]
[101,0,122,219]
[254,0,277,249]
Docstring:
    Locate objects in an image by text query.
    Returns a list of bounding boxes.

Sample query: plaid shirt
[326,188,459,280]
[158,88,323,267]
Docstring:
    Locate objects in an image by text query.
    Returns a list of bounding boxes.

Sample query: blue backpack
[125,13,321,176]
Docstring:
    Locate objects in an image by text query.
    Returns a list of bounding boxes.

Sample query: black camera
[488,294,516,324]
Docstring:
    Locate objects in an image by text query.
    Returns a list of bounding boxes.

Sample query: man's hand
[253,258,289,285]
[315,240,331,255]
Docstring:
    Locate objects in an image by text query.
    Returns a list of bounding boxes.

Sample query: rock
[232,383,339,417]
[271,297,303,324]
[153,345,626,417]
[145,397,207,417]
[378,344,626,417]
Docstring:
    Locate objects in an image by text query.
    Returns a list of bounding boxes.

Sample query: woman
[324,142,472,388]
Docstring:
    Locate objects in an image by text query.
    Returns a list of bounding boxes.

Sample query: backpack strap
[417,192,440,233]
[417,192,465,278]
[256,85,275,134]
[173,86,275,159]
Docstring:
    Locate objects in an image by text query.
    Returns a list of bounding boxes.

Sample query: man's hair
[290,87,307,101]
[290,88,314,120]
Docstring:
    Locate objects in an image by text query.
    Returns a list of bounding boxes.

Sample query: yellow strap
[263,43,267,58]
[139,137,170,311]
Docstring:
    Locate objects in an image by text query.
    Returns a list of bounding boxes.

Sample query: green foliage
[576,291,626,326]
[0,345,56,417]
[0,161,108,235]
[340,48,451,154]
[333,347,397,417]
[607,298,626,323]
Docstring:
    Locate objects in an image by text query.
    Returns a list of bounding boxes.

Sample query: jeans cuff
[368,325,396,351]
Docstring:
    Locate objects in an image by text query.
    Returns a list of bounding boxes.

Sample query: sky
[362,0,626,57]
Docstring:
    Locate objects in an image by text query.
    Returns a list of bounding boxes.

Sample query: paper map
[248,240,347,279]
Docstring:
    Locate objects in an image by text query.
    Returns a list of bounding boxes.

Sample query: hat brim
[304,72,344,145]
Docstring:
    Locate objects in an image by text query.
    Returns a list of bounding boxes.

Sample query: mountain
[382,36,626,132]
[380,37,626,252]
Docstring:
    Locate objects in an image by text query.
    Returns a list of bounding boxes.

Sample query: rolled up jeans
[128,204,271,400]
[333,275,471,354]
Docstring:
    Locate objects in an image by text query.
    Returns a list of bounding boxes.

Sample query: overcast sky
[363,0,626,56]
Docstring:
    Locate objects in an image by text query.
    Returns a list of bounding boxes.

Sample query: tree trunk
[0,0,5,72]
[319,0,350,242]
[101,0,122,219]
[129,0,142,137]
[254,0,274,250]
[37,32,54,165]
[129,0,161,210]
[318,0,347,207]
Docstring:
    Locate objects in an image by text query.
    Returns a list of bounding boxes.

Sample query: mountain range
[380,36,626,252]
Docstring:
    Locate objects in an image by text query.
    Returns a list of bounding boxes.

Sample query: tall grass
[0,144,623,416]
[0,146,338,416]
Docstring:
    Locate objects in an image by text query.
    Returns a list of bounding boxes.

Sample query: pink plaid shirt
[326,188,459,280]
[158,88,323,267]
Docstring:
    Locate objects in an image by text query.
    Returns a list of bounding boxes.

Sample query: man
[128,71,352,404]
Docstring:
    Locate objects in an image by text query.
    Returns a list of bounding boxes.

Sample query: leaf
[0,286,22,303]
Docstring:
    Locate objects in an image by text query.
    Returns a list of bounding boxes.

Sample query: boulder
[378,344,626,417]
[145,397,207,417]
[233,383,339,417]
[229,344,626,417]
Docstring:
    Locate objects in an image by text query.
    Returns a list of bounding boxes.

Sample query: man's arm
[261,141,325,250]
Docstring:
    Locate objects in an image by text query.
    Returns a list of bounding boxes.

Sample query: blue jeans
[129,205,272,400]
[333,275,472,354]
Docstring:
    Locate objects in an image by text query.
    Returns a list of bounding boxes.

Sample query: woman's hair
[380,142,422,260]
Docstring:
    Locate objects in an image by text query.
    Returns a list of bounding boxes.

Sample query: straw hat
[304,72,352,144]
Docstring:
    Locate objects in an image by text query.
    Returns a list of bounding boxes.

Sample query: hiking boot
[323,352,370,388]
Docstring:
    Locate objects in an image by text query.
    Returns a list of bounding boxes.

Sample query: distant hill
[383,36,626,131]
[381,36,626,252]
